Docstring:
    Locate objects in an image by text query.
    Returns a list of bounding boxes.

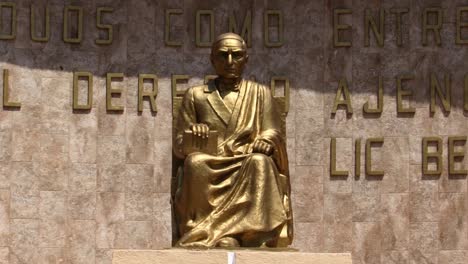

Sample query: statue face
[211,38,248,79]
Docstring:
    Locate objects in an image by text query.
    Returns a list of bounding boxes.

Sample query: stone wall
[0,0,467,263]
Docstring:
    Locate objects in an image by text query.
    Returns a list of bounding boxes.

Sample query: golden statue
[173,33,292,248]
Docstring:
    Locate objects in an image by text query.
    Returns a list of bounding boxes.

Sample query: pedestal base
[112,249,352,264]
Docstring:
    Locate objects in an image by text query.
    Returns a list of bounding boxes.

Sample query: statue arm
[174,88,197,159]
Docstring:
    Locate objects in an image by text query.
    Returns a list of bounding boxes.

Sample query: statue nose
[227,53,233,65]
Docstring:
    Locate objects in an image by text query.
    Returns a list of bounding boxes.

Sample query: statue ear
[245,54,249,63]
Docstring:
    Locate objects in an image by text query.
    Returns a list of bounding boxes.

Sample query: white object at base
[227,252,236,264]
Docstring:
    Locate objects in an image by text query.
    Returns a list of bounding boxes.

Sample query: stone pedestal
[112,249,352,264]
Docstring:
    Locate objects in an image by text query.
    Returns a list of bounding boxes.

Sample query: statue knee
[249,153,270,163]
[184,153,207,169]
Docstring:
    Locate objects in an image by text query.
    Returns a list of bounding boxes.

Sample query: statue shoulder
[181,85,207,100]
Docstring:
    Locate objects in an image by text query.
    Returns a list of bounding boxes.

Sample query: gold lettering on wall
[330,138,348,177]
[355,139,361,177]
[333,9,352,47]
[422,8,443,46]
[448,136,467,175]
[422,137,443,175]
[138,74,158,112]
[390,8,409,47]
[430,73,451,114]
[165,9,183,47]
[229,10,252,47]
[30,4,50,42]
[396,74,416,114]
[332,78,353,114]
[264,10,283,47]
[270,77,290,113]
[195,10,214,47]
[171,74,190,97]
[96,7,113,45]
[0,2,16,40]
[465,74,468,111]
[457,7,468,44]
[2,69,20,108]
[63,6,83,43]
[365,138,384,176]
[106,73,124,111]
[363,76,383,114]
[364,8,385,47]
[72,72,93,110]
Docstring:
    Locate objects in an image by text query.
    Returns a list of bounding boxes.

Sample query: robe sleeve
[257,84,289,175]
[174,87,197,159]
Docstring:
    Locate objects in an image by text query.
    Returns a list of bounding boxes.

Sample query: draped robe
[173,79,293,247]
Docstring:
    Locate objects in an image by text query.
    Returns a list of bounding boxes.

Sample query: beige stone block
[37,247,68,264]
[10,219,39,249]
[69,163,97,192]
[153,139,172,193]
[69,220,96,264]
[0,162,9,189]
[98,164,126,192]
[39,191,67,219]
[0,247,8,264]
[153,110,172,140]
[381,250,409,264]
[39,218,67,248]
[126,164,154,193]
[40,77,71,111]
[36,160,69,191]
[152,193,171,249]
[291,222,323,252]
[352,193,381,222]
[126,113,154,164]
[409,192,439,222]
[409,165,438,193]
[352,222,381,264]
[125,193,153,221]
[409,222,438,252]
[324,138,353,194]
[438,250,468,264]
[96,248,113,264]
[11,131,40,162]
[70,112,98,163]
[439,193,468,249]
[96,192,127,249]
[98,108,126,137]
[126,221,153,249]
[381,137,409,193]
[0,132,11,162]
[380,194,409,251]
[10,190,39,219]
[291,166,323,222]
[323,193,352,252]
[68,192,96,220]
[0,191,9,246]
[97,136,126,164]
[40,108,70,134]
[112,250,352,264]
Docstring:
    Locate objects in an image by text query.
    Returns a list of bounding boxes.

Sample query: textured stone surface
[112,250,352,264]
[0,1,466,264]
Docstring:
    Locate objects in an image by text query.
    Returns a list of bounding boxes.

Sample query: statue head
[210,33,248,80]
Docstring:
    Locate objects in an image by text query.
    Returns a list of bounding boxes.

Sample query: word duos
[0,2,283,48]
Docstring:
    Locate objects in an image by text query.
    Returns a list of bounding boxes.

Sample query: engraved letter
[332,78,353,114]
[63,6,83,43]
[333,9,352,47]
[2,69,20,108]
[422,137,442,175]
[229,10,252,47]
[264,10,283,47]
[366,138,384,176]
[456,7,468,45]
[364,8,385,47]
[0,2,16,40]
[422,8,443,46]
[73,72,93,110]
[165,9,183,46]
[196,10,214,47]
[430,73,451,114]
[30,4,50,42]
[448,136,467,175]
[270,77,290,113]
[396,74,415,114]
[390,8,409,46]
[96,7,113,45]
[138,74,158,113]
[363,76,383,114]
[106,73,124,111]
[330,138,348,177]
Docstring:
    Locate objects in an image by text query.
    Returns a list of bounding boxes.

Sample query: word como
[0,2,284,48]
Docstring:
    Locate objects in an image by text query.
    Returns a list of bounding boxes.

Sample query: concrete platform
[112,249,352,264]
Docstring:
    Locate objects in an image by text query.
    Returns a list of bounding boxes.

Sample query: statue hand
[190,123,210,139]
[252,139,274,155]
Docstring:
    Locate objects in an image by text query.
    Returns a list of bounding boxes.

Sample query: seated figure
[173,33,292,248]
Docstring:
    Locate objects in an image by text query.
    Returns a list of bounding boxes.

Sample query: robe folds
[173,79,293,247]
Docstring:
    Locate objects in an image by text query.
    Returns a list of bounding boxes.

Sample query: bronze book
[183,130,218,156]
